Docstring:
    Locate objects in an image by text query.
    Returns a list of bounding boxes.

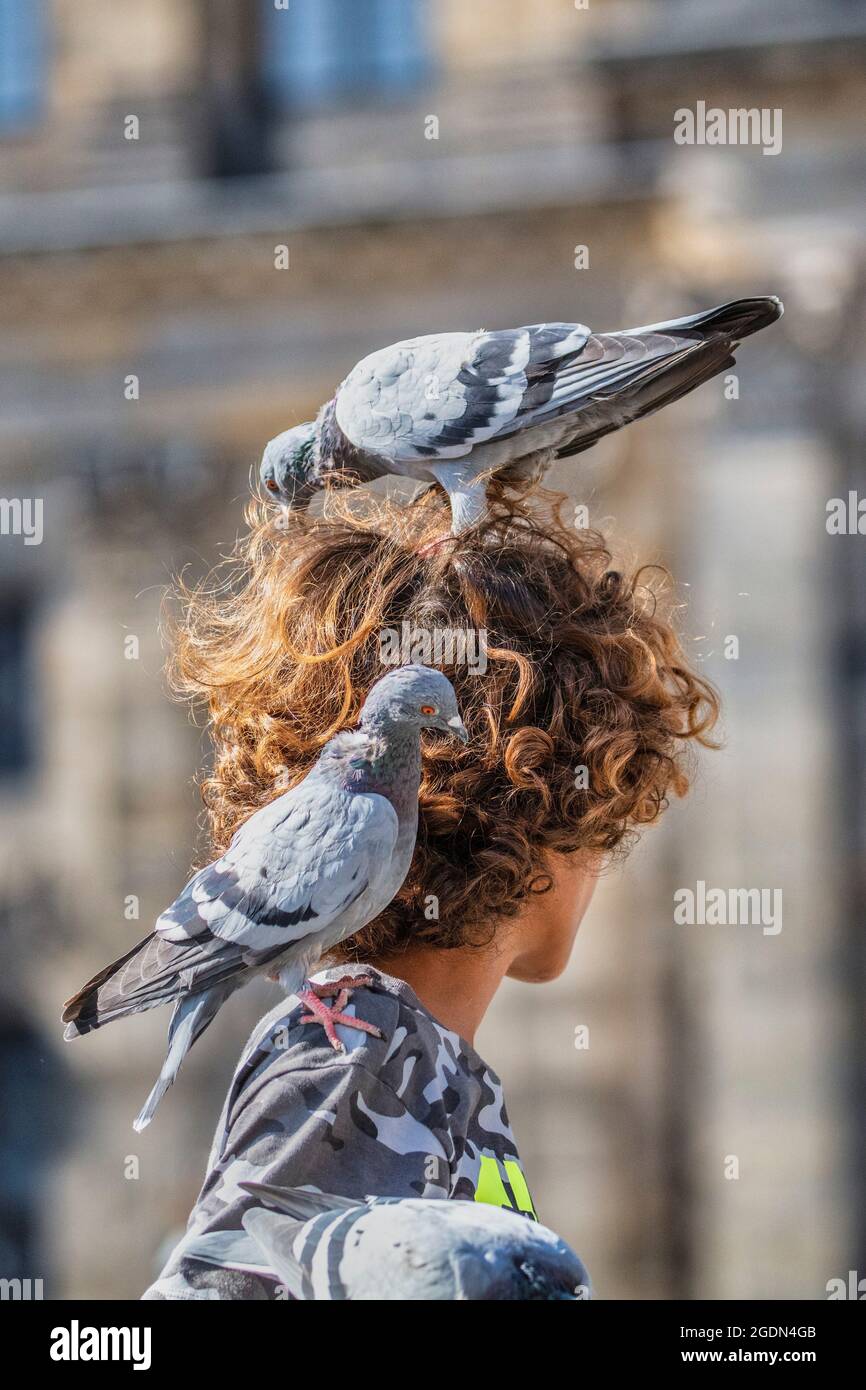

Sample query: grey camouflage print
[143,966,536,1300]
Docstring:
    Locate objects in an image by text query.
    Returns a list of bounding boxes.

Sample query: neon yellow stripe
[473,1154,511,1208]
[503,1159,537,1218]
[472,1154,537,1219]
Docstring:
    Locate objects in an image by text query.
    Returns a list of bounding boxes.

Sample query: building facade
[0,0,863,1298]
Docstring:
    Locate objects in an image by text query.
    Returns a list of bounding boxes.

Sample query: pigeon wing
[63,780,399,1031]
[334,300,780,467]
[334,326,588,463]
[157,775,399,953]
[241,1208,310,1299]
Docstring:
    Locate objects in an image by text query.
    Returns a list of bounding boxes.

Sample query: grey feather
[260,297,782,533]
[133,986,230,1132]
[175,1228,273,1278]
[239,1179,362,1219]
[62,665,468,1127]
[191,1184,592,1301]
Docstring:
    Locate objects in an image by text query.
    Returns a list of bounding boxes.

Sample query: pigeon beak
[447,715,469,745]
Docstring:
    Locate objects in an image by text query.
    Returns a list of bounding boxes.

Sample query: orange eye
[420,704,437,715]
[266,479,280,493]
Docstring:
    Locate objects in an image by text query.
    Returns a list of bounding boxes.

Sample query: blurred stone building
[0,0,863,1298]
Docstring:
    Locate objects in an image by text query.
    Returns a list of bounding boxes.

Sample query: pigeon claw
[297,978,384,1052]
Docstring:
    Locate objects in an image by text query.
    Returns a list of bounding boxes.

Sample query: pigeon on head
[260,296,783,535]
[61,664,467,1131]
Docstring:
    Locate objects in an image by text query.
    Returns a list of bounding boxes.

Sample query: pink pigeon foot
[297,976,384,1052]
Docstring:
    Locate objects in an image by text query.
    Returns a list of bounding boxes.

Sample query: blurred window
[261,0,430,109]
[0,1016,69,1281]
[0,0,43,132]
[0,598,33,775]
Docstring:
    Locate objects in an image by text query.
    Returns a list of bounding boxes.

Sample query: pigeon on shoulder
[260,296,782,534]
[62,665,467,1131]
[179,1180,592,1301]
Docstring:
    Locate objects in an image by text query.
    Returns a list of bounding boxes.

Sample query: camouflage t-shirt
[143,964,535,1299]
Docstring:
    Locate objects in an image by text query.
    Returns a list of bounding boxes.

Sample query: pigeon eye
[265,479,280,493]
[420,704,437,716]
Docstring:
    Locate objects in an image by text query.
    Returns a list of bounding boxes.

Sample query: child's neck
[370,939,515,1046]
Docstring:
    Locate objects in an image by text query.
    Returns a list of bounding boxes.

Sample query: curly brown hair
[168,487,719,959]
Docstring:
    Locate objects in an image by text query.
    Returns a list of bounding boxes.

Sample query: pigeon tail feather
[175,1228,276,1278]
[133,985,229,1131]
[241,1207,307,1298]
[554,336,735,461]
[61,931,158,1036]
[239,1180,361,1219]
[625,295,783,342]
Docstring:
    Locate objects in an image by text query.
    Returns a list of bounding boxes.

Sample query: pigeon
[61,665,468,1131]
[259,296,783,534]
[178,1180,592,1301]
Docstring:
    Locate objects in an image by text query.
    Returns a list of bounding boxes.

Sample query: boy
[144,495,717,1298]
